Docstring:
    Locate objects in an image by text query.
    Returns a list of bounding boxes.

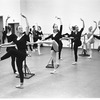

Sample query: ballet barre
[0,44,16,48]
[28,40,59,68]
[0,43,35,79]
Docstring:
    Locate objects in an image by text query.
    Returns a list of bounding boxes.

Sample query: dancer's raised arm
[92,21,97,34]
[21,14,29,35]
[80,18,85,29]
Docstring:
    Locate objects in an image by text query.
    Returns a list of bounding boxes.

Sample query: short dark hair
[7,25,12,32]
[32,25,35,28]
[72,26,76,30]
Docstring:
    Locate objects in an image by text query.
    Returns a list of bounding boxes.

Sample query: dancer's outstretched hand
[6,16,10,21]
[80,18,84,21]
[21,13,26,18]
[94,21,97,23]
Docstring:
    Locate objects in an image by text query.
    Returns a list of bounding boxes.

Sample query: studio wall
[0,0,20,26]
[20,0,100,48]
[20,0,100,34]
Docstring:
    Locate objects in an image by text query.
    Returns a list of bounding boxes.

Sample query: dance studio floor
[0,46,100,98]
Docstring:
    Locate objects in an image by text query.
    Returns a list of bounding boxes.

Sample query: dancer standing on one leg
[26,28,33,56]
[3,16,18,74]
[0,14,29,89]
[69,26,75,49]
[85,21,97,59]
[42,17,63,73]
[36,25,44,55]
[56,17,63,61]
[66,18,85,65]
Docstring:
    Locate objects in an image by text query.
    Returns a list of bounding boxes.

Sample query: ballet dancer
[0,14,29,89]
[85,21,97,58]
[26,28,33,56]
[66,18,85,65]
[35,25,43,55]
[69,26,75,49]
[32,25,38,51]
[41,17,63,73]
[2,28,6,44]
[3,16,18,74]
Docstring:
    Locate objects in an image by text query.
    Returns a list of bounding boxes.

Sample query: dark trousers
[27,45,33,51]
[11,55,16,73]
[33,38,38,49]
[73,43,78,62]
[59,41,63,59]
[6,48,16,73]
[2,36,6,44]
[1,49,26,83]
[29,45,33,51]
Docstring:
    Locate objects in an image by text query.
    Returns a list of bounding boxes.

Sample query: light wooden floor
[0,47,100,98]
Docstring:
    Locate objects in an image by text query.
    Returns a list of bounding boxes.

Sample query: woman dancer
[69,26,75,49]
[4,16,18,74]
[26,28,33,56]
[42,17,63,73]
[36,25,43,55]
[0,14,29,89]
[66,18,85,65]
[32,25,38,51]
[85,21,97,58]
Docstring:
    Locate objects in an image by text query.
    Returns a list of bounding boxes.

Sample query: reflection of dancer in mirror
[85,21,97,59]
[42,17,63,74]
[0,14,29,89]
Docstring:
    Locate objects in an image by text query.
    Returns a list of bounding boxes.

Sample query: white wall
[0,0,100,35]
[20,0,100,33]
[0,0,21,27]
[20,0,100,49]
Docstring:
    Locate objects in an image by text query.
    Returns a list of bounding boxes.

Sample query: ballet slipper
[87,56,92,59]
[21,14,26,18]
[16,83,24,89]
[14,71,19,75]
[50,69,56,74]
[72,62,77,65]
